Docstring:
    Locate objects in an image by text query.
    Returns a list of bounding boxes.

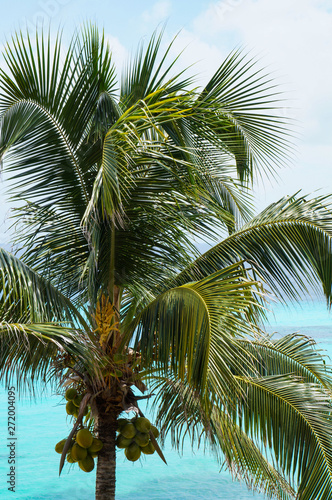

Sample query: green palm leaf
[239,333,332,390]
[150,374,295,500]
[0,247,88,327]
[238,375,332,499]
[129,262,264,403]
[195,49,292,182]
[169,194,332,303]
[0,322,101,392]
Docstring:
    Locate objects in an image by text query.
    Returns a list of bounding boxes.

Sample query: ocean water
[0,299,331,499]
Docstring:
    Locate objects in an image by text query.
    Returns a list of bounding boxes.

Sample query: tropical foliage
[1,25,332,500]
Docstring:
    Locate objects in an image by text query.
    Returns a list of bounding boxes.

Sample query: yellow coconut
[76,428,94,449]
[141,441,155,455]
[65,388,78,401]
[88,438,104,453]
[72,406,79,418]
[134,432,149,448]
[116,418,128,432]
[73,394,84,408]
[55,439,67,454]
[125,443,141,462]
[79,455,95,472]
[151,425,160,438]
[121,423,136,439]
[134,417,151,433]
[67,452,76,463]
[116,435,132,449]
[71,443,88,461]
[66,401,76,416]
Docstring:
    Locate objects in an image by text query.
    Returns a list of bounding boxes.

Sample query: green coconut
[55,439,67,454]
[76,428,94,449]
[151,425,160,438]
[71,443,88,461]
[73,394,84,408]
[116,435,133,449]
[88,438,104,453]
[121,423,136,439]
[134,432,149,448]
[72,406,79,418]
[141,441,155,455]
[134,417,151,433]
[125,442,141,462]
[65,388,78,401]
[66,401,76,415]
[89,451,98,458]
[79,455,95,472]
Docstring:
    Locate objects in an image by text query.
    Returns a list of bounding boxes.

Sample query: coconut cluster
[54,387,103,473]
[116,416,159,462]
[65,387,89,419]
[55,428,103,473]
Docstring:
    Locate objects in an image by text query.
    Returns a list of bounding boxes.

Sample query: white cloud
[192,0,332,124]
[177,0,332,204]
[104,35,128,76]
[141,1,172,26]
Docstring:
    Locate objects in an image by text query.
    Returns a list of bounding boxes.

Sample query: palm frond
[129,262,265,403]
[239,333,332,391]
[195,49,293,183]
[149,374,295,500]
[238,375,332,499]
[120,27,194,108]
[168,194,332,303]
[0,26,118,214]
[9,203,89,303]
[0,322,101,393]
[0,247,88,327]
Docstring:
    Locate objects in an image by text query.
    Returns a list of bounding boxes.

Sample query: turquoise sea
[0,299,331,499]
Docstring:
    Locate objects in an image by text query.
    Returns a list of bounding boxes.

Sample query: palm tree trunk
[95,404,118,500]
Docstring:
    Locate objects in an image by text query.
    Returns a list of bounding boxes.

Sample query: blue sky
[1,0,332,246]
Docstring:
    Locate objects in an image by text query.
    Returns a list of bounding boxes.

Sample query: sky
[0,0,332,246]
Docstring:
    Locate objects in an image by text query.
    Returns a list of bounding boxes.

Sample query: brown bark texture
[95,403,118,500]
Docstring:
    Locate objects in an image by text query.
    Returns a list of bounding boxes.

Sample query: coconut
[65,388,78,401]
[88,438,103,453]
[121,423,136,439]
[116,418,128,432]
[73,394,83,408]
[71,443,88,461]
[55,439,67,454]
[125,442,141,462]
[151,425,160,438]
[141,441,155,455]
[134,432,149,448]
[116,435,133,449]
[79,455,95,472]
[66,401,76,415]
[67,452,76,463]
[134,417,151,433]
[76,428,94,449]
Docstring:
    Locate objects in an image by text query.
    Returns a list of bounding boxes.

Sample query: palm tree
[1,25,332,500]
